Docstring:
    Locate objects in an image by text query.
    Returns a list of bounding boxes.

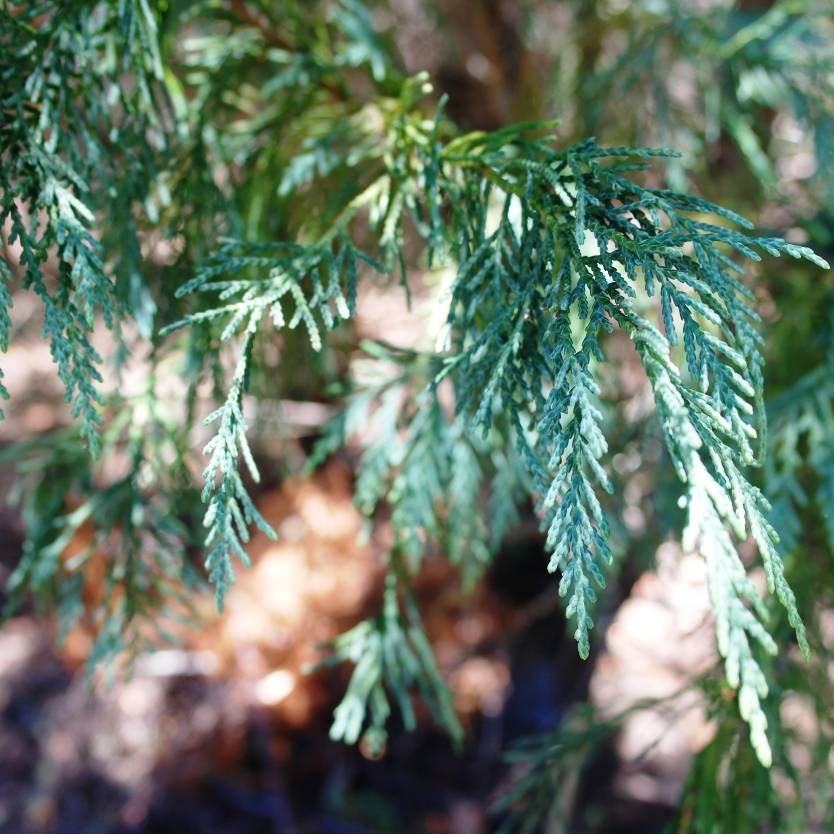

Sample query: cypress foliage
[2,0,833,827]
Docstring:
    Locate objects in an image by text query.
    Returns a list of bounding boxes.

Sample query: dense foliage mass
[2,0,833,830]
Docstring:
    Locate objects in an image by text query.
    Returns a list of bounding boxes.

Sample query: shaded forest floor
[0,457,715,834]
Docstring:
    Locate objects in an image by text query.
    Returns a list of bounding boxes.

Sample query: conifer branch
[174,97,828,756]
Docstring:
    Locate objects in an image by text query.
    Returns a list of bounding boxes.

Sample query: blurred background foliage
[1,0,833,832]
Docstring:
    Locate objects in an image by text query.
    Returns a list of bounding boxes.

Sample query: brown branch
[226,0,348,102]
[228,0,292,50]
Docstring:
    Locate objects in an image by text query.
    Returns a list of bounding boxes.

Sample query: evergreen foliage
[569,0,834,196]
[1,386,201,673]
[315,565,463,754]
[1,0,168,452]
[767,360,834,555]
[2,0,834,828]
